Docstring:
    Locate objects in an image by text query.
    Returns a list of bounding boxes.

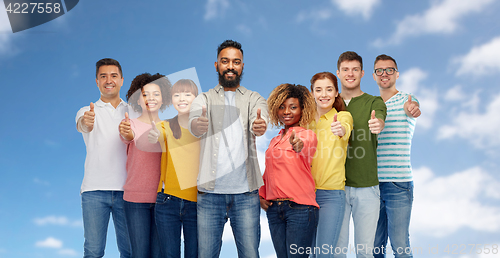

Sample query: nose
[227,61,234,70]
[284,107,291,114]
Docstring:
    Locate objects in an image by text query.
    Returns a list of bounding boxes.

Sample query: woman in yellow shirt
[151,79,200,258]
[308,72,353,257]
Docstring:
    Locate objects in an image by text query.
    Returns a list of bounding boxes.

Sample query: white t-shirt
[75,99,136,193]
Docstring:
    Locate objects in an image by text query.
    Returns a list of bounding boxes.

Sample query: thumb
[371,110,376,120]
[125,112,129,122]
[333,113,338,122]
[407,95,412,103]
[90,102,94,112]
[289,130,296,144]
[151,121,157,131]
[256,108,261,120]
[201,105,207,117]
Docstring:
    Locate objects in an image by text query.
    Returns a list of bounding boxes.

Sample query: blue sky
[1,0,500,257]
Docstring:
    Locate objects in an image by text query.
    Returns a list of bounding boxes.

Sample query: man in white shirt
[76,58,132,258]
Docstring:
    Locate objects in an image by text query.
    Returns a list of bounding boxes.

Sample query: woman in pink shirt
[259,83,318,258]
[118,73,171,258]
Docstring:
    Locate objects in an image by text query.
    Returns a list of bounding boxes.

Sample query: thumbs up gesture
[191,105,209,136]
[119,112,133,141]
[405,95,421,118]
[330,113,346,137]
[289,130,304,153]
[368,110,384,134]
[82,102,95,132]
[252,108,267,136]
[148,121,160,144]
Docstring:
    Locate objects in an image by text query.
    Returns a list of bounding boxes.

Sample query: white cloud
[204,0,230,21]
[35,237,63,249]
[454,36,500,76]
[373,0,495,46]
[444,85,466,101]
[58,248,79,256]
[331,0,380,20]
[236,24,252,36]
[398,68,438,130]
[412,166,500,238]
[34,216,83,227]
[438,93,500,149]
[296,7,333,24]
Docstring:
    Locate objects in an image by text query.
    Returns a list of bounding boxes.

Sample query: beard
[217,68,243,88]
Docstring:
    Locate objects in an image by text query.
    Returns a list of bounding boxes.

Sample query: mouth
[177,103,188,109]
[146,102,158,109]
[282,116,294,121]
[346,79,355,83]
[104,85,115,89]
[318,98,331,104]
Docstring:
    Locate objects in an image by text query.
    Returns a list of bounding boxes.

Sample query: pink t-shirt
[121,119,162,203]
[259,126,319,208]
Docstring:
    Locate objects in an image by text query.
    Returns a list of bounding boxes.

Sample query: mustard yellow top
[308,108,353,190]
[156,121,200,202]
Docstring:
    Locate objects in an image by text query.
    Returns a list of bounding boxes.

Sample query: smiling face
[373,59,399,89]
[215,47,244,89]
[96,65,123,102]
[138,83,163,113]
[278,97,302,130]
[313,78,338,113]
[172,91,196,115]
[337,60,364,90]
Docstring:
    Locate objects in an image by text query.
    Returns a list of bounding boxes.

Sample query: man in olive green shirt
[336,51,387,258]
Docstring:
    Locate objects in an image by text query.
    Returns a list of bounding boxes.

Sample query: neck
[138,111,160,124]
[177,113,189,128]
[340,86,363,100]
[379,86,398,102]
[223,85,239,91]
[100,96,121,108]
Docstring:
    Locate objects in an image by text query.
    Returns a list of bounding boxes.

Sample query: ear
[373,72,377,81]
[361,70,365,78]
[336,70,340,78]
[96,78,99,87]
[214,61,218,72]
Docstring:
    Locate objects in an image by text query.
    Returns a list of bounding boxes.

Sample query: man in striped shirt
[373,54,421,258]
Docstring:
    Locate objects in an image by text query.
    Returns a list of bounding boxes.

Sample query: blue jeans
[336,186,380,258]
[374,182,413,258]
[81,190,131,258]
[312,190,345,258]
[266,201,318,258]
[155,192,198,258]
[123,201,161,258]
[197,190,260,258]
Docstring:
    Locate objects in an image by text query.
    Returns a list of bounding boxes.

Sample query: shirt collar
[214,84,247,95]
[322,107,339,120]
[95,98,126,107]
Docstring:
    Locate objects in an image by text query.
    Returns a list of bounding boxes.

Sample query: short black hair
[217,40,243,57]
[96,58,123,78]
[374,54,398,69]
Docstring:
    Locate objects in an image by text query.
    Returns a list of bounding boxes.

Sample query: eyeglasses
[374,68,397,76]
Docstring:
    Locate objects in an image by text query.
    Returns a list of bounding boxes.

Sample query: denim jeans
[81,190,131,258]
[266,201,318,258]
[312,190,345,258]
[155,192,198,258]
[123,201,161,258]
[374,182,413,258]
[336,186,380,258]
[197,190,260,258]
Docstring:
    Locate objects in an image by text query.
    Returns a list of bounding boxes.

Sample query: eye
[279,106,285,110]
[235,61,241,65]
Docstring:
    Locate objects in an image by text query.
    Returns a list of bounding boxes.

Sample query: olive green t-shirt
[344,93,387,187]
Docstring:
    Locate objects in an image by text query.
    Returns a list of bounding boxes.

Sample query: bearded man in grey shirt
[189,39,269,258]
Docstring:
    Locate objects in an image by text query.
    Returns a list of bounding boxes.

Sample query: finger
[289,130,296,145]
[256,108,261,120]
[371,110,376,120]
[201,105,207,118]
[125,112,129,122]
[89,102,94,112]
[334,113,338,122]
[151,121,157,131]
[407,95,412,103]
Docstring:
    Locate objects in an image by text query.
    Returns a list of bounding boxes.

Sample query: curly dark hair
[267,83,316,128]
[337,51,363,71]
[217,39,243,57]
[126,73,172,113]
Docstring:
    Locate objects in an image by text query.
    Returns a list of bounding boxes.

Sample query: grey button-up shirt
[188,85,269,192]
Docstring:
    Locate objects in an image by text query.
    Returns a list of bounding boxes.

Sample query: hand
[191,105,209,136]
[119,112,133,141]
[260,197,272,211]
[330,113,346,137]
[405,95,421,118]
[148,121,160,144]
[368,110,384,134]
[252,108,267,136]
[289,130,304,153]
[82,102,95,132]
